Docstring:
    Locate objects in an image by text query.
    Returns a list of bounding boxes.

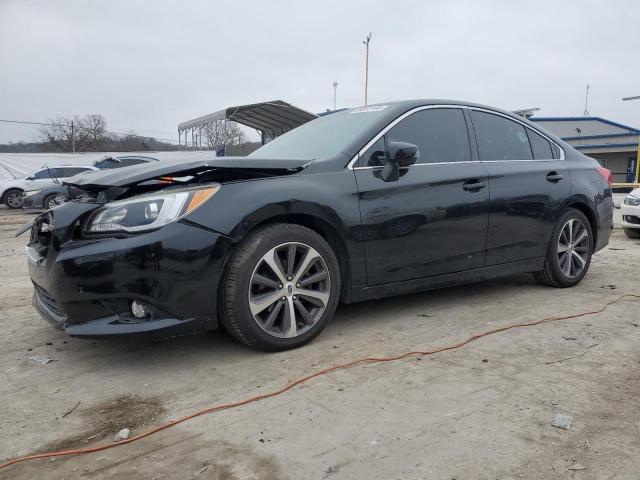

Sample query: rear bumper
[28,220,234,337]
[594,195,614,252]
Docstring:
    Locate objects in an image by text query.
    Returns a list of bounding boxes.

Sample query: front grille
[623,215,640,225]
[35,285,66,319]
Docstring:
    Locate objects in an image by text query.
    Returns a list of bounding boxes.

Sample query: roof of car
[360,99,566,143]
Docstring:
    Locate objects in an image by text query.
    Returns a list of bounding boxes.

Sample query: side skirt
[345,258,544,304]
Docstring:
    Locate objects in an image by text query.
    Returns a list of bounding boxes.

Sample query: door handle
[462,180,487,191]
[546,171,563,182]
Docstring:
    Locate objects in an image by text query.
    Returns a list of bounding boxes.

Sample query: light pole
[363,33,371,106]
[622,95,640,186]
[583,84,590,116]
[332,81,338,110]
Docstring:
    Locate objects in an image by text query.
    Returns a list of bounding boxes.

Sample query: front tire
[4,189,24,209]
[221,224,341,351]
[624,228,640,239]
[534,208,593,287]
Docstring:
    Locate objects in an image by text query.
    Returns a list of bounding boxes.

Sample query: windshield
[248,107,390,160]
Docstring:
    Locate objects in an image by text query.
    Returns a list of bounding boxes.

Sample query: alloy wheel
[557,218,589,278]
[248,242,331,338]
[47,198,58,210]
[6,192,23,208]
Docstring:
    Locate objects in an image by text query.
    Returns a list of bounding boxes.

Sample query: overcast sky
[1,0,639,144]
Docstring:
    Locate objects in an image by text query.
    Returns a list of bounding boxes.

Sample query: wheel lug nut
[287,276,292,281]
[296,283,300,288]
[281,297,286,301]
[278,284,283,289]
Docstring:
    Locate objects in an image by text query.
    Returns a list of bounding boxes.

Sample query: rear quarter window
[526,128,554,159]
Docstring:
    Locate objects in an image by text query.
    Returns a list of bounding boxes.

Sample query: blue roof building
[530,116,639,185]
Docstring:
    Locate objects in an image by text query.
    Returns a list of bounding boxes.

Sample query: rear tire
[4,189,24,209]
[534,208,593,288]
[624,228,640,239]
[221,223,340,351]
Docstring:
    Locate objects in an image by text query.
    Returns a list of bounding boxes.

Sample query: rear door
[468,109,570,265]
[354,107,491,285]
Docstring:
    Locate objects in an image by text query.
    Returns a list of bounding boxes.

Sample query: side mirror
[381,142,419,182]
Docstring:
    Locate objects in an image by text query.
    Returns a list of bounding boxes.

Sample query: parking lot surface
[1,206,639,479]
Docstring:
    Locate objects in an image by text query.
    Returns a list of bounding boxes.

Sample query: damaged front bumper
[26,203,234,337]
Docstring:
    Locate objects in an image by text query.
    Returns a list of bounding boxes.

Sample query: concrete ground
[1,204,639,480]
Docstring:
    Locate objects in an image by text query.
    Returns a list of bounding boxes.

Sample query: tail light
[595,167,612,188]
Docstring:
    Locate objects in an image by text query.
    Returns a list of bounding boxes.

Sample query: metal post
[583,84,590,117]
[635,140,640,186]
[333,81,338,110]
[363,33,371,106]
[71,120,76,153]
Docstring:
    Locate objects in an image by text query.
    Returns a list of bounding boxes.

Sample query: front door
[354,107,491,286]
[468,109,571,265]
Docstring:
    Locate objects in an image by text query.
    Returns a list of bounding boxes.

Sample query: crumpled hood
[65,156,313,190]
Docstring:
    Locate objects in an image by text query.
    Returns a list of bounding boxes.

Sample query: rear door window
[64,167,92,177]
[116,158,148,167]
[50,168,68,178]
[95,158,120,169]
[471,111,533,161]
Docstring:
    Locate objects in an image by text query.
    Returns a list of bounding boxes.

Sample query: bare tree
[118,131,151,151]
[38,114,108,152]
[203,121,246,150]
[38,116,75,152]
[79,114,107,150]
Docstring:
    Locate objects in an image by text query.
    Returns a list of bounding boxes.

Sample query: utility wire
[0,118,179,144]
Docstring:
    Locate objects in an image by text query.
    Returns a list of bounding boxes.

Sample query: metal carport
[177,100,317,153]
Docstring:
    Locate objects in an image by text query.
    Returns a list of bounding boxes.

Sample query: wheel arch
[558,196,599,252]
[248,213,352,302]
[2,187,24,203]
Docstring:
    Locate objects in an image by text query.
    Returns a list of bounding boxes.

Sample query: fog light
[131,300,151,319]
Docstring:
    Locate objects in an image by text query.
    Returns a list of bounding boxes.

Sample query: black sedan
[20,100,613,351]
[22,155,159,210]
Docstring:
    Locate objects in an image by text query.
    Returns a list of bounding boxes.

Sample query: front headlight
[85,185,220,234]
[24,189,42,197]
[624,195,640,206]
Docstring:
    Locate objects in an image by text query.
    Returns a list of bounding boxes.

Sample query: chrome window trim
[348,104,565,170]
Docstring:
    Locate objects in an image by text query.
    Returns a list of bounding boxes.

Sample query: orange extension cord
[1,293,638,471]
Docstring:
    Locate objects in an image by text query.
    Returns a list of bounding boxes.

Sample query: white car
[0,165,96,209]
[621,187,640,239]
